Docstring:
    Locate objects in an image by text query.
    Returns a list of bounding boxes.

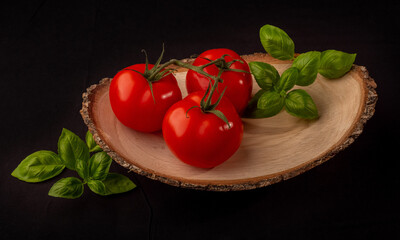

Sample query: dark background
[1,0,399,239]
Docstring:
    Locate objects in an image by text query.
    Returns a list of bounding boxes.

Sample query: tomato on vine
[163,63,244,168]
[109,48,182,132]
[186,48,252,115]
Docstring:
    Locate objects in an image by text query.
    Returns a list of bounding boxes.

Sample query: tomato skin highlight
[162,91,243,168]
[109,64,182,132]
[186,48,253,115]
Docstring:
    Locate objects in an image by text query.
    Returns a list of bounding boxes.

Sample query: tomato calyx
[171,55,247,127]
[124,44,173,83]
[123,44,175,103]
[184,68,231,127]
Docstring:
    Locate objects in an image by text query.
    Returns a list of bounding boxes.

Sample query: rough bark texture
[80,53,377,191]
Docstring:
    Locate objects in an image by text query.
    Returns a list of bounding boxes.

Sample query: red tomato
[109,64,182,132]
[162,91,243,168]
[186,48,252,115]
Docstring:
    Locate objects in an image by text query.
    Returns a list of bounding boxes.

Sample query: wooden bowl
[80,53,377,191]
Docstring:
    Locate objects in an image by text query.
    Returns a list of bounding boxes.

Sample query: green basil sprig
[246,24,357,119]
[244,63,318,119]
[12,128,136,199]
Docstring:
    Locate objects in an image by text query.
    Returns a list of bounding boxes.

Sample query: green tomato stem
[202,68,223,111]
[148,58,223,84]
[147,57,228,113]
[141,49,231,126]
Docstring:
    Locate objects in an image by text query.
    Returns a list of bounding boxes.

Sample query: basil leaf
[102,173,136,195]
[249,61,280,90]
[292,51,321,86]
[85,131,102,153]
[256,91,285,117]
[48,177,84,199]
[318,50,356,79]
[259,24,295,60]
[285,89,318,119]
[87,180,107,196]
[11,150,65,183]
[58,128,90,170]
[275,67,298,93]
[75,158,89,181]
[88,151,112,181]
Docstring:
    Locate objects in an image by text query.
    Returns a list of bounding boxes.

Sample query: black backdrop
[1,1,399,239]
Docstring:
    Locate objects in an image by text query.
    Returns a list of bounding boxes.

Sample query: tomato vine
[128,45,248,126]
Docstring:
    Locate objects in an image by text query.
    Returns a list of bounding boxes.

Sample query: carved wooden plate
[80,53,377,191]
